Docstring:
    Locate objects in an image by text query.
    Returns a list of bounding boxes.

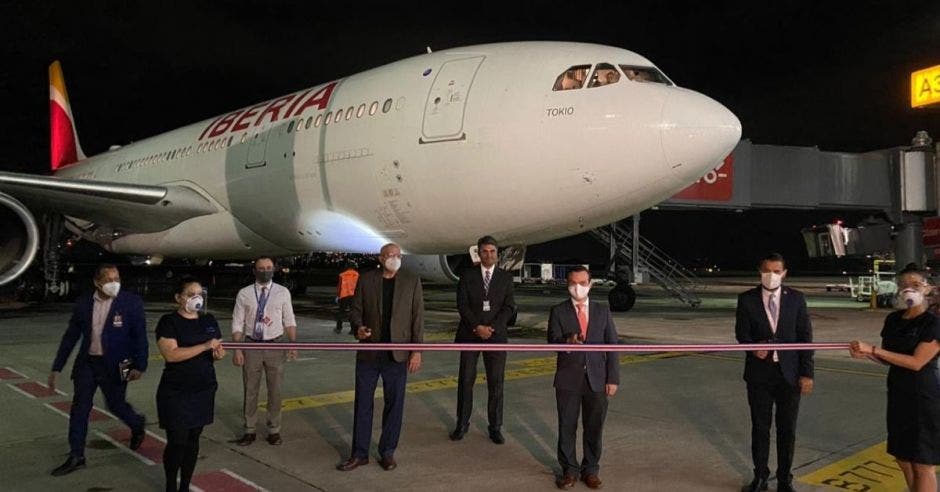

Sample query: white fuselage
[55,42,740,258]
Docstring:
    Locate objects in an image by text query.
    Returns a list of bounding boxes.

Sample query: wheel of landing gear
[608,284,636,312]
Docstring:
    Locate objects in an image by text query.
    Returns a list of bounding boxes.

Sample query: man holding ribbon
[735,253,814,492]
[232,256,298,447]
[548,265,619,490]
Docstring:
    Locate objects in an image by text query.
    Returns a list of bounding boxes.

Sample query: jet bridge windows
[588,63,621,88]
[619,65,671,85]
[552,65,590,91]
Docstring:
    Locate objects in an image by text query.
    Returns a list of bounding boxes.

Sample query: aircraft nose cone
[661,90,741,178]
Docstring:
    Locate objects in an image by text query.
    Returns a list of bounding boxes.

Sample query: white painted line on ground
[221,469,270,492]
[34,380,67,396]
[94,430,156,466]
[6,383,36,399]
[43,402,70,419]
[3,367,28,378]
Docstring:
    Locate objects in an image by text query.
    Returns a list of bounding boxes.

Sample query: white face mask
[896,288,926,310]
[185,295,204,313]
[761,272,782,290]
[568,284,590,300]
[384,256,402,273]
[100,281,121,298]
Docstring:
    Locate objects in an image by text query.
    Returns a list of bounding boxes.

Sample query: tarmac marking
[12,381,66,398]
[96,430,157,466]
[105,427,166,464]
[6,382,40,399]
[0,367,27,379]
[192,469,270,492]
[273,352,684,412]
[45,401,111,422]
[688,353,888,378]
[798,441,907,491]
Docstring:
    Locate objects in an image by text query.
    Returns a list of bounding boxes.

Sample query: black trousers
[556,375,608,477]
[746,367,801,483]
[455,350,506,431]
[68,356,145,457]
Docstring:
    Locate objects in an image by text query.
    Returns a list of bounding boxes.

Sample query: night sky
[2,2,940,271]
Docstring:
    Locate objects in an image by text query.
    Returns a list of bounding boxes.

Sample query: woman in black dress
[155,276,224,492]
[851,265,940,492]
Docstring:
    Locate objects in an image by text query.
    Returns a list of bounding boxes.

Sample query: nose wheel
[608,284,636,312]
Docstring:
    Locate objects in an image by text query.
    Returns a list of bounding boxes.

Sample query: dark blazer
[454,266,516,343]
[52,290,149,379]
[734,286,814,386]
[350,268,424,362]
[547,299,620,393]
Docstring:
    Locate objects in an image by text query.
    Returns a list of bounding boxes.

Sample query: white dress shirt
[232,282,296,340]
[762,287,781,362]
[89,292,113,356]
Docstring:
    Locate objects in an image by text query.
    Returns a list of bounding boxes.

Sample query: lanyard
[254,284,270,323]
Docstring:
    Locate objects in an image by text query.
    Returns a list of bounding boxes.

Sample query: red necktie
[576,303,587,339]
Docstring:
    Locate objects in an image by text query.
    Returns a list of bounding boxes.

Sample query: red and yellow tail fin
[49,61,85,171]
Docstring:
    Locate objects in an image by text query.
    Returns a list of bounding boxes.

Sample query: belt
[246,336,283,343]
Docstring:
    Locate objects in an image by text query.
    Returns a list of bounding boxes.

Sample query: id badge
[112,314,123,328]
[483,301,491,312]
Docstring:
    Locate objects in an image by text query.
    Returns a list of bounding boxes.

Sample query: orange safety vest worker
[337,269,359,299]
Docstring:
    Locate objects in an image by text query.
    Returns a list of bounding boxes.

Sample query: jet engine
[0,193,40,286]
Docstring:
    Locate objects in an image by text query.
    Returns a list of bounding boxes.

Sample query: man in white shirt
[232,256,298,446]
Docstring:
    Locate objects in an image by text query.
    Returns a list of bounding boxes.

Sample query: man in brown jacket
[336,243,423,472]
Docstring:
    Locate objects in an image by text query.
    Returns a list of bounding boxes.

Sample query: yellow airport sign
[911,65,940,108]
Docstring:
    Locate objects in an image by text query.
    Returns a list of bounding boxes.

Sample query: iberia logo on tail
[49,61,86,171]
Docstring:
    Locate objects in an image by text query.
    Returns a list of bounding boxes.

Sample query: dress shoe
[582,473,603,489]
[449,427,468,441]
[266,433,282,445]
[129,428,146,450]
[488,429,505,444]
[336,456,368,471]
[378,455,397,471]
[236,433,256,446]
[742,477,768,492]
[555,474,577,489]
[777,482,796,492]
[51,455,85,476]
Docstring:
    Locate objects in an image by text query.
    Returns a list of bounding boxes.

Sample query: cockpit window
[619,65,671,85]
[588,63,621,88]
[552,65,591,91]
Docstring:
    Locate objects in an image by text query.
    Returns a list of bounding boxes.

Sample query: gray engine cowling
[0,193,40,286]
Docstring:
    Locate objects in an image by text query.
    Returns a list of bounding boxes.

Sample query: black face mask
[255,270,274,283]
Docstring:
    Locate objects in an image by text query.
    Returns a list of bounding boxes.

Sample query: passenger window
[619,65,671,85]
[241,133,248,144]
[552,65,591,91]
[325,111,332,125]
[345,107,354,120]
[315,114,323,127]
[357,104,365,118]
[227,136,233,147]
[382,98,393,113]
[588,63,621,88]
[288,121,295,133]
[306,117,313,129]
[369,101,379,115]
[334,111,342,123]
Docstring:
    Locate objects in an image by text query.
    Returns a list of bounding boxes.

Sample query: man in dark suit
[735,253,814,492]
[450,235,516,444]
[548,266,619,490]
[337,243,424,472]
[48,263,149,476]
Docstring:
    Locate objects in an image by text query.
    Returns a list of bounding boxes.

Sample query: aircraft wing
[0,171,217,232]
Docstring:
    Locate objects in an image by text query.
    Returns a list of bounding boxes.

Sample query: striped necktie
[483,269,491,296]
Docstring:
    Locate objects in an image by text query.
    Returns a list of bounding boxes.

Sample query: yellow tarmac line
[268,352,685,412]
[688,353,887,378]
[798,441,909,491]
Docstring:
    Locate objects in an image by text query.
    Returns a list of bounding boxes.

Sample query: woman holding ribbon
[850,264,940,492]
[155,276,224,492]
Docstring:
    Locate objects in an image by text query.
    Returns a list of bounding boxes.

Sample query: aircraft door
[421,56,484,143]
[246,131,269,168]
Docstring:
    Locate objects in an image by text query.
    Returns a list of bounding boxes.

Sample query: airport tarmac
[0,278,913,491]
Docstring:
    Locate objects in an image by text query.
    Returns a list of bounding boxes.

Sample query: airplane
[0,41,740,309]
